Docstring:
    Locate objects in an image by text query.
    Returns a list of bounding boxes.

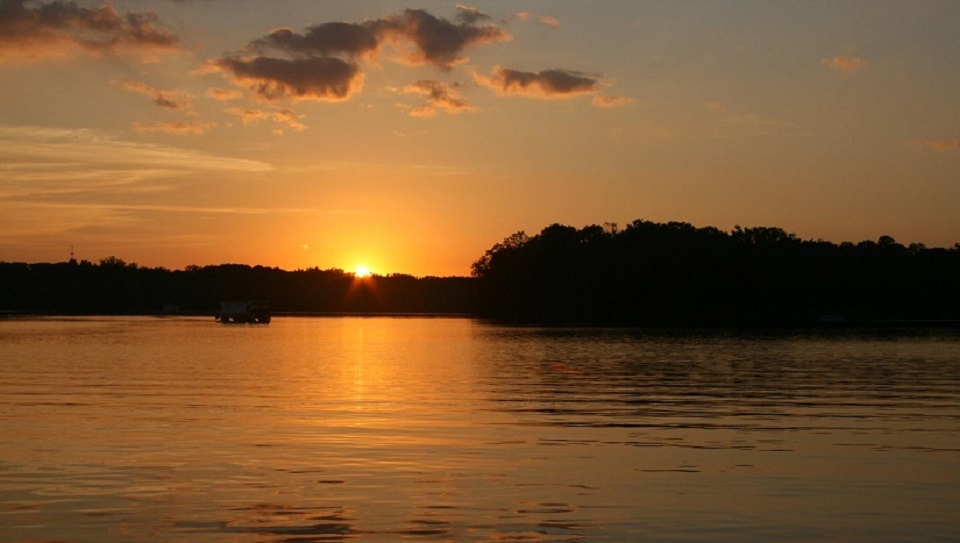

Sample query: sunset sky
[2,0,958,276]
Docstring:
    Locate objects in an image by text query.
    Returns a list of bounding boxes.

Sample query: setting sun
[354,265,372,278]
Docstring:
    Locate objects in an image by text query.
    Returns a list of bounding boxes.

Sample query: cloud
[592,95,634,108]
[212,8,509,105]
[240,7,508,70]
[538,16,561,29]
[705,100,724,111]
[0,123,268,219]
[823,56,865,73]
[118,79,190,109]
[476,66,600,98]
[402,80,473,116]
[206,87,243,101]
[251,22,381,60]
[377,8,509,68]
[0,0,178,60]
[505,11,559,28]
[226,107,270,125]
[915,139,960,153]
[0,124,270,172]
[408,106,437,119]
[212,55,364,102]
[270,108,307,132]
[0,123,279,249]
[455,4,489,25]
[131,121,211,135]
[226,107,306,132]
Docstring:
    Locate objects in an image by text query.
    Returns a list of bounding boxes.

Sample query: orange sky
[1,1,959,276]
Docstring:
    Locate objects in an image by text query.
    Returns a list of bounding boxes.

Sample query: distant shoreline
[4,219,959,325]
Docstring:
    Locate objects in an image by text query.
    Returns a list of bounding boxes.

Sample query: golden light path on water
[1,316,959,542]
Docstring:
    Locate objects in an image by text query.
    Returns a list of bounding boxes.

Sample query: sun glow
[354,265,372,278]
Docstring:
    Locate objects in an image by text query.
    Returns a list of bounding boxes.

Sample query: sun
[354,265,372,278]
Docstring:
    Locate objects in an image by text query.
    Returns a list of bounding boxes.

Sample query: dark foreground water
[1,317,959,542]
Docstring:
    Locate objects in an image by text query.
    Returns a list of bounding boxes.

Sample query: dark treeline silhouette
[0,257,475,316]
[471,220,960,326]
[3,220,959,325]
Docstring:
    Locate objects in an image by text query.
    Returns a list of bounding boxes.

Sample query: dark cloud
[476,67,600,98]
[252,22,381,59]
[403,80,473,116]
[213,8,508,104]
[242,8,508,70]
[376,8,508,69]
[455,4,490,25]
[0,0,178,59]
[213,56,363,102]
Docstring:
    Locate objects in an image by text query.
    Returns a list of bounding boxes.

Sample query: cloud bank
[0,0,178,60]
[212,7,509,103]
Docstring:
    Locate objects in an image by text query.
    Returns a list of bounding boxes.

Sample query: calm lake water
[1,317,959,542]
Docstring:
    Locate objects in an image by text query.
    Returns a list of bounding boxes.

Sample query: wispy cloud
[538,16,561,29]
[507,11,560,29]
[0,199,332,249]
[401,80,474,117]
[823,56,866,73]
[0,124,270,175]
[131,121,212,135]
[454,4,490,25]
[0,124,275,245]
[915,138,960,153]
[475,66,600,98]
[206,87,244,101]
[117,79,190,109]
[271,109,307,132]
[225,107,306,132]
[0,0,178,61]
[592,95,634,108]
[406,106,437,119]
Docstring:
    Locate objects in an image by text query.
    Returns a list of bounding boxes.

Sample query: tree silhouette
[472,220,960,326]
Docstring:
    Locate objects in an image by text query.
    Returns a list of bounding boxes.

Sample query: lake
[1,316,959,542]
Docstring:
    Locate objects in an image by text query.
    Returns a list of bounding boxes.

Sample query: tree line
[0,259,475,316]
[471,220,960,326]
[2,219,959,325]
